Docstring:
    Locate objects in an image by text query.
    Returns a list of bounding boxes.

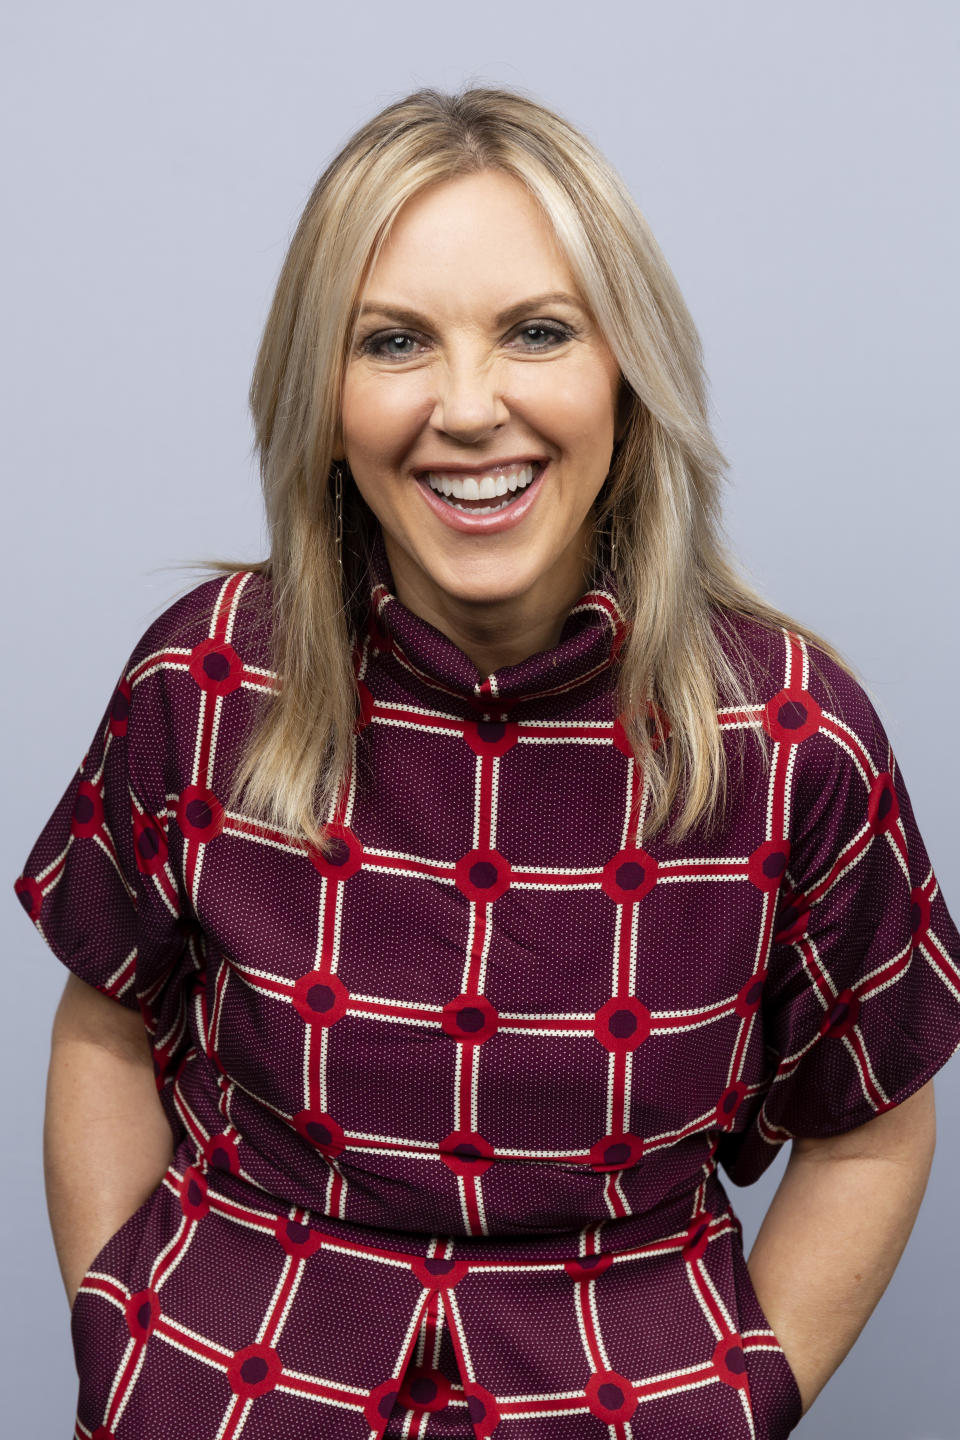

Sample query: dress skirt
[71,1136,802,1440]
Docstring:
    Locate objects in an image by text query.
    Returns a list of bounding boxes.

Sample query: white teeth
[425,462,537,500]
[444,496,516,515]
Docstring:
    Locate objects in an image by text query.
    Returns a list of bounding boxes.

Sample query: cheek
[341,373,428,463]
[512,364,617,451]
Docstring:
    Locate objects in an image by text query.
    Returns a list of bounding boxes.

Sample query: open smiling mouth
[419,461,545,514]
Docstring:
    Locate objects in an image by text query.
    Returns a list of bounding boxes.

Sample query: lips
[415,460,549,535]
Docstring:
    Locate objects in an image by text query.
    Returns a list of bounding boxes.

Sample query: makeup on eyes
[357,319,578,360]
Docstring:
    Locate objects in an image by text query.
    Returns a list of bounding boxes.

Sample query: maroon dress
[16,525,960,1439]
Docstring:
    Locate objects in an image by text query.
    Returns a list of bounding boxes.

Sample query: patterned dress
[16,524,960,1440]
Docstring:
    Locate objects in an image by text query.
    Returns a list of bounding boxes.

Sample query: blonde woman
[19,86,960,1439]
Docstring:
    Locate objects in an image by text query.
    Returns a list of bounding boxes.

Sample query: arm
[44,973,176,1308]
[746,1079,937,1418]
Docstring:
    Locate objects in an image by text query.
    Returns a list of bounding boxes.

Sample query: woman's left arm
[746,1079,937,1419]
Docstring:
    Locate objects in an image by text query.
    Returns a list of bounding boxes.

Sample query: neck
[384,529,600,678]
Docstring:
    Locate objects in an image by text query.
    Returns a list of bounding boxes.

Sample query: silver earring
[608,508,619,572]
[333,463,344,571]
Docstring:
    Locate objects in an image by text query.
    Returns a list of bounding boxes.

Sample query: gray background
[3,2,958,1434]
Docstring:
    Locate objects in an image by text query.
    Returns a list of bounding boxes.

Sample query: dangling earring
[333,462,344,571]
[607,506,619,572]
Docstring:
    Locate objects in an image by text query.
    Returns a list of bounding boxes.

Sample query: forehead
[362,170,579,315]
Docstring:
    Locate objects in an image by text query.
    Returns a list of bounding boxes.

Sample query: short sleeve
[14,647,186,1015]
[718,654,960,1186]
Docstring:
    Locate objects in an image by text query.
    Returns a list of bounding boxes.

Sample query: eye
[510,321,576,351]
[359,330,424,360]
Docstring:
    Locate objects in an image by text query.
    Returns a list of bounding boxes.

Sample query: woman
[17,86,960,1439]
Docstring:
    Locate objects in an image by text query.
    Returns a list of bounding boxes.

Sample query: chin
[431,554,544,604]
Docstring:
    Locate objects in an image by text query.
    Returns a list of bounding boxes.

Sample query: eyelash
[359,321,576,361]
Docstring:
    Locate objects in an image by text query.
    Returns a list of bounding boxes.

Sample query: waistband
[168,1137,740,1273]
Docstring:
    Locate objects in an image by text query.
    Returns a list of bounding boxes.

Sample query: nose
[428,356,510,443]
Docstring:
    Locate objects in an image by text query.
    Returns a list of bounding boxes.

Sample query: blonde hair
[229,83,855,858]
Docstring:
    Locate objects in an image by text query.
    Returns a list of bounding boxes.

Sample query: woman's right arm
[44,973,176,1308]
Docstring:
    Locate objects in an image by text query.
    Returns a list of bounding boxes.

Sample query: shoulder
[709,607,788,701]
[99,570,273,810]
[115,570,273,769]
[711,606,892,776]
[123,569,273,679]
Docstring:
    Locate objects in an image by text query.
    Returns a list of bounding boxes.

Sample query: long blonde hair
[229,84,855,858]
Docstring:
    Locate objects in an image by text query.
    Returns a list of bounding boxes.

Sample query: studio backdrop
[3,4,958,1437]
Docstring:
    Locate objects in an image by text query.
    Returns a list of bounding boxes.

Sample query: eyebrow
[355,291,587,330]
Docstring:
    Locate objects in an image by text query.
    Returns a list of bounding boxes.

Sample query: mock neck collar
[362,523,626,714]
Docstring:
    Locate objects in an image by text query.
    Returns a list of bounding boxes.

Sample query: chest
[184,715,776,1146]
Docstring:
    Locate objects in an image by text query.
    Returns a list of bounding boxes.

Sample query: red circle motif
[188,638,243,697]
[454,848,512,903]
[593,996,652,1053]
[441,993,499,1045]
[365,1380,400,1429]
[203,1131,240,1176]
[133,809,168,875]
[748,839,791,893]
[439,1130,495,1176]
[464,717,519,757]
[613,701,671,757]
[773,890,810,946]
[274,1215,324,1259]
[820,987,860,1039]
[179,1165,210,1220]
[762,688,822,745]
[293,1109,346,1158]
[585,1369,637,1424]
[714,1334,749,1390]
[463,1382,501,1437]
[125,1288,160,1341]
[293,971,350,1027]
[227,1343,283,1399]
[109,678,132,736]
[71,780,103,839]
[397,1365,452,1414]
[14,875,43,921]
[868,773,900,834]
[734,972,767,1018]
[409,1254,470,1289]
[715,1081,748,1130]
[589,1131,644,1172]
[176,785,224,843]
[308,822,363,881]
[601,846,658,904]
[564,1252,614,1281]
[682,1212,713,1263]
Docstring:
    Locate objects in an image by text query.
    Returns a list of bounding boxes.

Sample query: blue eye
[514,323,573,349]
[361,331,420,359]
[358,320,575,361]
